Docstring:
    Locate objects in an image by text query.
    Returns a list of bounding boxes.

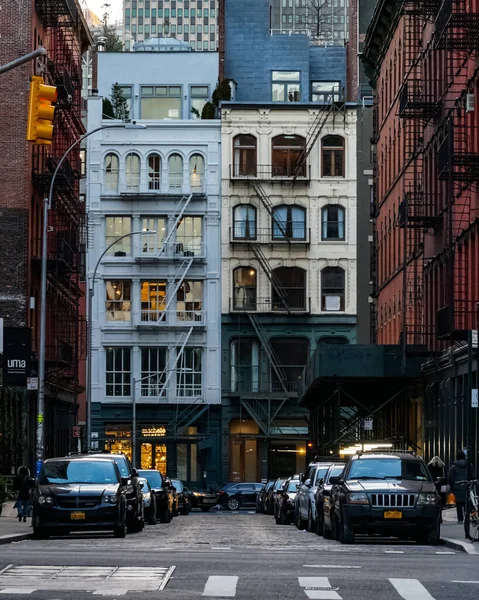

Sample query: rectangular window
[191,24,196,33]
[210,40,216,50]
[138,8,143,16]
[125,8,131,17]
[141,85,181,119]
[311,81,340,103]
[177,216,202,254]
[177,348,202,396]
[141,217,166,254]
[271,71,301,102]
[105,216,132,255]
[184,24,189,32]
[79,149,86,176]
[197,24,202,33]
[203,40,208,49]
[138,24,143,33]
[190,85,209,119]
[178,8,183,16]
[105,347,131,397]
[105,281,131,322]
[177,281,203,321]
[210,24,215,33]
[141,281,167,322]
[140,348,167,397]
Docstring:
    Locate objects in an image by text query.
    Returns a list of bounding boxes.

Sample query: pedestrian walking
[428,456,448,517]
[448,451,470,523]
[13,466,34,523]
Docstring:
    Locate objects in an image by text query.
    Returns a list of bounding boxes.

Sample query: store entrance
[140,442,167,474]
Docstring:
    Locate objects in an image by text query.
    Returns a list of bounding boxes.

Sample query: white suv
[295,462,332,531]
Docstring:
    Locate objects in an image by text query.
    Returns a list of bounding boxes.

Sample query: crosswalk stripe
[0,589,36,595]
[202,576,238,597]
[298,577,342,600]
[389,578,436,600]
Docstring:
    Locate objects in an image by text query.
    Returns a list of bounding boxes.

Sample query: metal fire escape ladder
[251,182,289,239]
[155,327,194,399]
[160,258,195,317]
[168,400,209,435]
[157,194,194,256]
[249,245,290,311]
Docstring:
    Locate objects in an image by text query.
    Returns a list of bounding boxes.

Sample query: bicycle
[457,479,479,542]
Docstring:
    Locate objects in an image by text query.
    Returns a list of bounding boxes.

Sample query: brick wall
[347,0,358,101]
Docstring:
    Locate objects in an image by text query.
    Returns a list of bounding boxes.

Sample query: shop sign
[141,426,166,437]
[363,418,373,431]
[2,328,32,386]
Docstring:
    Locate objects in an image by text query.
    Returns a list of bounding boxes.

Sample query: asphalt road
[0,510,477,599]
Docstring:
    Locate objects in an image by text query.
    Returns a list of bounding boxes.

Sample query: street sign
[472,330,478,349]
[472,389,478,409]
[363,418,373,431]
[72,426,81,438]
[27,377,38,391]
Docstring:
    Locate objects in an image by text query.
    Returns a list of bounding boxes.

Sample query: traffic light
[26,75,57,144]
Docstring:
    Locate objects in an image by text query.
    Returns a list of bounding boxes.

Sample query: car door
[241,484,256,505]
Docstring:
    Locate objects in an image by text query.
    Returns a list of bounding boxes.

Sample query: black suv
[74,452,144,533]
[32,457,128,538]
[138,469,175,522]
[329,451,441,545]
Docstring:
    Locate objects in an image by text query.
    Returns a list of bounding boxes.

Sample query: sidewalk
[0,502,32,545]
[441,507,479,554]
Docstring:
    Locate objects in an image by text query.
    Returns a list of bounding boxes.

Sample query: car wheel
[307,507,315,532]
[148,509,157,526]
[113,521,127,538]
[181,504,190,516]
[200,506,211,512]
[172,502,179,517]
[33,526,50,539]
[227,497,240,511]
[340,515,355,544]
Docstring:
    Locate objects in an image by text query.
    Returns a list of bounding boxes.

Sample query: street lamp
[36,122,146,476]
[86,229,156,455]
[131,368,192,467]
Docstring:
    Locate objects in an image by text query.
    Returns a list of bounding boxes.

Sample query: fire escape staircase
[154,327,194,399]
[168,400,209,436]
[158,193,194,257]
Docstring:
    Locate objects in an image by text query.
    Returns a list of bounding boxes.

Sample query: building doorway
[229,419,259,481]
[140,442,167,473]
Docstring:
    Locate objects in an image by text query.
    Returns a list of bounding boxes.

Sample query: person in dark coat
[448,451,470,523]
[13,466,34,523]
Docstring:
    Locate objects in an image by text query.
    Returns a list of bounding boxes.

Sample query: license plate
[70,511,85,520]
[384,510,402,519]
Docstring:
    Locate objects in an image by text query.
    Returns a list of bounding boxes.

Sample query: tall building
[0,0,91,471]
[86,49,222,486]
[363,0,479,468]
[270,0,349,43]
[221,0,357,479]
[122,0,219,51]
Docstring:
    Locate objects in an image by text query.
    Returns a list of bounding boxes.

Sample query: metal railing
[139,309,205,325]
[230,379,299,395]
[137,238,206,259]
[230,296,311,313]
[229,227,310,244]
[229,164,310,180]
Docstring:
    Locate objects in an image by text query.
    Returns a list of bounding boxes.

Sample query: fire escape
[31,0,87,393]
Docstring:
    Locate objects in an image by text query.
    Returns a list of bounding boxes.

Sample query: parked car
[187,486,217,512]
[274,477,300,525]
[329,451,441,544]
[138,477,157,525]
[74,452,144,533]
[170,479,191,515]
[32,457,128,539]
[295,462,332,531]
[314,463,344,537]
[256,480,274,513]
[138,469,175,523]
[266,478,287,515]
[216,482,264,510]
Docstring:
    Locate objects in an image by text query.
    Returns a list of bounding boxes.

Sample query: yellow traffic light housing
[26,75,58,144]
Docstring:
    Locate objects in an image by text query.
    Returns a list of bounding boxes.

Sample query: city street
[0,511,477,599]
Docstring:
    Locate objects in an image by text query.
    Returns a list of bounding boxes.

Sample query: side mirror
[329,476,341,485]
[132,468,139,477]
[120,477,129,487]
[304,478,312,488]
[318,477,324,486]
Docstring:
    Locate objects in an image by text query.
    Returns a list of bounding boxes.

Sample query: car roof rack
[356,449,417,457]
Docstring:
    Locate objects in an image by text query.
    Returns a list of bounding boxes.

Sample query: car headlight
[104,495,118,504]
[345,492,369,504]
[143,494,151,507]
[38,495,53,505]
[417,493,438,505]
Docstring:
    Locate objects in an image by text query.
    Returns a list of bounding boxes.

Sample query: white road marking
[202,576,238,597]
[451,580,479,584]
[211,547,231,550]
[303,565,361,569]
[298,577,342,599]
[385,550,404,554]
[0,589,35,595]
[389,578,436,600]
[435,551,455,554]
[93,587,129,596]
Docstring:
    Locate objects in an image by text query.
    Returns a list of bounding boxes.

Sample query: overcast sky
[86,0,123,23]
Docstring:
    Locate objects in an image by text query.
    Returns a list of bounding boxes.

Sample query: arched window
[104,153,119,191]
[168,153,183,191]
[233,267,257,311]
[189,154,205,192]
[230,338,259,394]
[321,205,345,240]
[233,134,257,177]
[272,267,306,311]
[322,135,345,177]
[125,153,140,191]
[148,154,161,190]
[233,205,257,240]
[272,135,306,177]
[270,337,309,390]
[321,267,345,311]
[272,205,306,240]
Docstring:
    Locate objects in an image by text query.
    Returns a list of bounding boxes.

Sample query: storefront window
[104,425,132,461]
[229,420,259,482]
[155,444,167,473]
[140,442,167,472]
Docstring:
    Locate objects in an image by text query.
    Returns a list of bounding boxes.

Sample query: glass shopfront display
[104,425,132,461]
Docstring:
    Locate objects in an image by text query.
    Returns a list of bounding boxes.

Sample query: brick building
[0,0,91,472]
[364,0,479,468]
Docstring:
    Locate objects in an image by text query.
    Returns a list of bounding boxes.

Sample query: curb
[0,533,33,546]
[442,536,479,555]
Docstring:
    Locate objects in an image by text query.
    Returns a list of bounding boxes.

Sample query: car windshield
[348,458,430,481]
[315,467,329,483]
[109,457,129,477]
[40,460,118,485]
[171,480,183,492]
[287,481,299,492]
[138,470,163,487]
[274,479,285,490]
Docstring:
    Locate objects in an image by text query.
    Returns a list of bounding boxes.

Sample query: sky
[85,0,123,23]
